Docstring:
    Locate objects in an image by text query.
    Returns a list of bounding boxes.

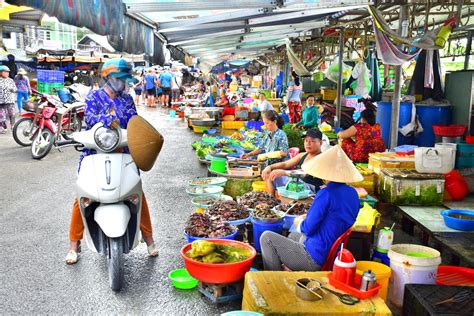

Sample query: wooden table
[242,271,392,315]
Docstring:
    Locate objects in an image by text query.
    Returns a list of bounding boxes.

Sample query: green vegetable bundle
[282,124,304,151]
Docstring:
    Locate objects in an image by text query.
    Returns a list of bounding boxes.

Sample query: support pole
[464,30,472,70]
[335,29,344,128]
[389,5,408,150]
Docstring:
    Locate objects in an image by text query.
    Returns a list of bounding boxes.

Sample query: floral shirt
[0,77,17,104]
[78,88,137,170]
[259,128,289,166]
[14,75,30,92]
[341,123,385,163]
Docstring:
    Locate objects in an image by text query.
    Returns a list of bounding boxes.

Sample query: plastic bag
[350,61,372,98]
[326,57,352,83]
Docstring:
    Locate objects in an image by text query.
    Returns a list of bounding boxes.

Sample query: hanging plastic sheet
[9,0,155,58]
[286,40,323,77]
[368,6,440,50]
[325,57,352,83]
[373,22,419,66]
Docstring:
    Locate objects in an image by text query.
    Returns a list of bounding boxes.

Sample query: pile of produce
[252,203,281,219]
[239,190,280,209]
[185,213,236,238]
[191,142,214,159]
[185,240,252,263]
[240,140,256,151]
[282,124,304,151]
[207,200,249,221]
[278,202,310,216]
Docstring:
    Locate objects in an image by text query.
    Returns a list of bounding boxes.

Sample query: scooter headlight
[94,127,120,152]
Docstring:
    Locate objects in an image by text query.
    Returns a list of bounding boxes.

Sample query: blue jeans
[204,95,215,107]
[17,90,29,112]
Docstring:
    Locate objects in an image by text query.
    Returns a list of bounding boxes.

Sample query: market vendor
[261,128,325,196]
[260,145,362,271]
[241,110,289,166]
[256,92,274,112]
[217,90,236,117]
[338,108,385,163]
[293,95,321,129]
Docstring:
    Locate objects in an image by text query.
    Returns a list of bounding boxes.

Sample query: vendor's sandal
[65,250,79,265]
[147,243,159,257]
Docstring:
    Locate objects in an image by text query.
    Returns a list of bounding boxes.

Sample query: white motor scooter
[60,123,144,291]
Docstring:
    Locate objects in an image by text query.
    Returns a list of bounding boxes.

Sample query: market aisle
[0,106,239,314]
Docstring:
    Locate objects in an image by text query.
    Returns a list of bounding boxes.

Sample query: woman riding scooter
[65,58,159,264]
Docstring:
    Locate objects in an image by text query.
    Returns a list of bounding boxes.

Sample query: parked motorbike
[57,123,146,291]
[12,90,84,159]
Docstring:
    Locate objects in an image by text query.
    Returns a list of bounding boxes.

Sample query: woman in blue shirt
[260,145,362,271]
[241,110,289,167]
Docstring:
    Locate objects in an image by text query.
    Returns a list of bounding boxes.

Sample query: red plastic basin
[180,239,257,284]
[437,266,474,286]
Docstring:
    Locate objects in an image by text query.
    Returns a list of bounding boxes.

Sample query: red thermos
[332,249,357,286]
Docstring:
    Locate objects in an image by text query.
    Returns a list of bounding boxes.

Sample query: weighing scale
[278,169,311,200]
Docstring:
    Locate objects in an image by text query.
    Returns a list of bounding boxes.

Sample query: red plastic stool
[289,147,300,158]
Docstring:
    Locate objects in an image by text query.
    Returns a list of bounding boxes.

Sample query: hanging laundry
[424,50,434,89]
[373,22,420,65]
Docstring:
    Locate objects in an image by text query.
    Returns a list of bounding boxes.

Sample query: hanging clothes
[373,22,420,66]
[364,50,382,101]
[408,50,445,101]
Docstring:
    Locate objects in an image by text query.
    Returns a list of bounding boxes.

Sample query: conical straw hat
[302,145,363,183]
[127,116,164,172]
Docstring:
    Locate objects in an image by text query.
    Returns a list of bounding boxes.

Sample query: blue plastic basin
[440,209,474,231]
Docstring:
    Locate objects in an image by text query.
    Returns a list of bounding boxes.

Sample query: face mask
[105,76,126,95]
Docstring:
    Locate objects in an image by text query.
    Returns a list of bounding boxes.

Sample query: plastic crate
[221,121,246,130]
[245,121,264,131]
[37,70,65,83]
[433,124,467,137]
[456,143,474,169]
[321,88,337,101]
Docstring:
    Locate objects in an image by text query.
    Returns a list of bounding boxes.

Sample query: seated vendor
[257,93,274,112]
[293,95,321,129]
[261,128,325,196]
[241,110,289,167]
[260,145,362,271]
[338,109,385,163]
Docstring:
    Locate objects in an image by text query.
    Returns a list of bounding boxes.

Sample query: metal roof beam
[170,34,243,46]
[248,5,367,25]
[241,32,302,42]
[180,40,241,49]
[279,0,373,11]
[160,21,246,34]
[158,9,264,31]
[126,1,277,13]
[250,20,328,32]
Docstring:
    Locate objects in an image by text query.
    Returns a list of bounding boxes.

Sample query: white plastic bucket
[388,244,441,307]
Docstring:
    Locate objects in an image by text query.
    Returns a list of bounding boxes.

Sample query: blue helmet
[0,65,11,72]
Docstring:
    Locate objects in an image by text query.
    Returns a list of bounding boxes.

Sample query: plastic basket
[235,108,249,120]
[37,70,65,83]
[327,272,381,300]
[436,266,474,286]
[222,121,246,130]
[432,125,467,137]
[246,121,264,131]
[321,89,337,101]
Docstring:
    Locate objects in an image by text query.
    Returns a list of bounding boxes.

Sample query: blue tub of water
[376,101,414,147]
[415,104,452,147]
[251,218,284,252]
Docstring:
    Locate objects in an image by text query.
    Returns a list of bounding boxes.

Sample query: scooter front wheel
[13,117,37,146]
[108,237,123,291]
[31,128,54,160]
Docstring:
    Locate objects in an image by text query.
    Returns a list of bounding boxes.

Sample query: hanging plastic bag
[326,57,352,83]
[399,104,424,137]
[350,61,372,98]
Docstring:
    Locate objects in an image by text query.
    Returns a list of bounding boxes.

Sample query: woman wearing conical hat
[260,145,363,271]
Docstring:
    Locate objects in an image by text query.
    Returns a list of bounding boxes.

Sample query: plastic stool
[289,147,300,158]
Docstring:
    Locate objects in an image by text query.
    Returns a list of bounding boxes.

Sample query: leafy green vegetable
[224,179,253,199]
[282,124,304,151]
[191,141,201,150]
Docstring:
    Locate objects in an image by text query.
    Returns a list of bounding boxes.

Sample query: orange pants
[69,193,153,241]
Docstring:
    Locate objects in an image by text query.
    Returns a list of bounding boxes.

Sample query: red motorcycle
[12,90,84,159]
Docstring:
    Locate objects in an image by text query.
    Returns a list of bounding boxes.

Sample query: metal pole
[464,30,472,70]
[335,29,344,128]
[389,5,408,150]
